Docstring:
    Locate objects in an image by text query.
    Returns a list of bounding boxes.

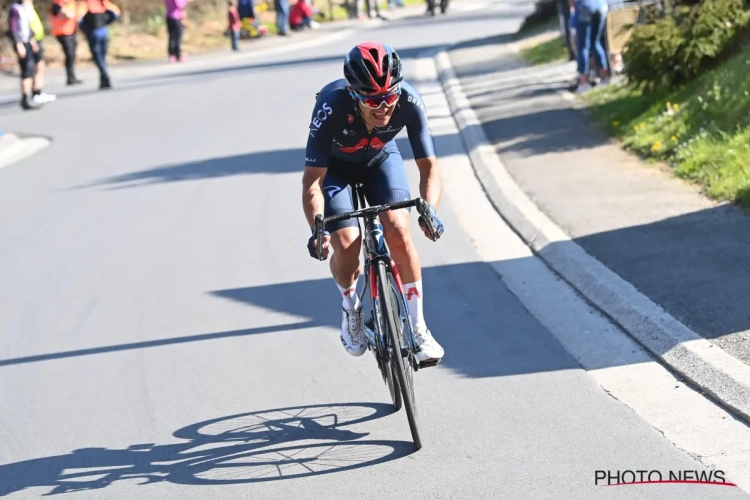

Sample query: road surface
[0,1,747,498]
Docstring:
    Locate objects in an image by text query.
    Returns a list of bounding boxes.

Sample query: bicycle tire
[369,265,402,411]
[376,261,421,450]
[384,351,402,411]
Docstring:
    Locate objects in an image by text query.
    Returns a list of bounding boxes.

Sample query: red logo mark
[347,114,354,124]
[406,288,420,300]
[343,288,356,296]
[337,137,385,153]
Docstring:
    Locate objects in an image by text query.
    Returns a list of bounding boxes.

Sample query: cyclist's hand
[307,230,331,260]
[16,43,26,59]
[418,201,444,241]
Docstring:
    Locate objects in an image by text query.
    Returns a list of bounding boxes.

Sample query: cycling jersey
[305,78,435,169]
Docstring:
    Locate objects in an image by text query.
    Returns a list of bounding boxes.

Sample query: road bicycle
[314,184,441,450]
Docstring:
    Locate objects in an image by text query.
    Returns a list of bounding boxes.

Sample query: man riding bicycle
[302,42,446,363]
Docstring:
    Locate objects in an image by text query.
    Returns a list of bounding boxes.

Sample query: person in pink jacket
[164,0,190,62]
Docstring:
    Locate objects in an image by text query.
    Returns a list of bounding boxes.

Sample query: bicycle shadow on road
[0,402,411,497]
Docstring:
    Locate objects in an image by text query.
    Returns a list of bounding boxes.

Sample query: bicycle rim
[376,261,421,450]
[371,265,402,412]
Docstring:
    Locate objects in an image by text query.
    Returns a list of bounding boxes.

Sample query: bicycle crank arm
[418,359,441,370]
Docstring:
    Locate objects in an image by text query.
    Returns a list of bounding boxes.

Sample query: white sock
[336,278,361,311]
[403,281,426,330]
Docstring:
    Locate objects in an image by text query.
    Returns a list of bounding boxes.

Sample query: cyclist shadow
[0,402,411,497]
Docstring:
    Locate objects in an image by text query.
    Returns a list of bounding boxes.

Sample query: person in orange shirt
[77,0,120,89]
[50,0,82,85]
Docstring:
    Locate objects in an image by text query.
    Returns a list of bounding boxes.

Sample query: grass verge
[583,45,750,208]
[519,35,568,65]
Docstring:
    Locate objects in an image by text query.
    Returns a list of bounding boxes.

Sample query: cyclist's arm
[405,90,442,208]
[302,166,327,230]
[302,93,336,229]
[415,157,442,209]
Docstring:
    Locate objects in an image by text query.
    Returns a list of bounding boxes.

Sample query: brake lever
[315,214,325,261]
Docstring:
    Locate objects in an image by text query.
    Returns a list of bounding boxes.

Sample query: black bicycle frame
[313,184,433,362]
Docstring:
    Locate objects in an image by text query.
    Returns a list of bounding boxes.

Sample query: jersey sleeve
[404,88,436,160]
[304,94,337,168]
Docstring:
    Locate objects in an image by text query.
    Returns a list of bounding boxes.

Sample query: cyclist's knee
[381,211,412,252]
[331,227,361,258]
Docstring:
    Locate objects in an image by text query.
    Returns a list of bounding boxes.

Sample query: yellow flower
[671,136,677,141]
[673,103,679,110]
[652,141,662,151]
[612,121,620,126]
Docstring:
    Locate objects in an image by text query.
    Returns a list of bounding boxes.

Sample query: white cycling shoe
[340,307,367,357]
[414,326,444,363]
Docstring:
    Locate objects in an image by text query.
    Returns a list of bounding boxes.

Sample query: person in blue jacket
[569,0,609,92]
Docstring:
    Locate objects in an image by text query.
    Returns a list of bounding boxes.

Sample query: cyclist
[302,42,445,363]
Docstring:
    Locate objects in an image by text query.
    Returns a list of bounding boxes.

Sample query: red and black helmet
[344,42,403,94]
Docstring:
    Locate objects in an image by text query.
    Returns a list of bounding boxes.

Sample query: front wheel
[376,261,421,450]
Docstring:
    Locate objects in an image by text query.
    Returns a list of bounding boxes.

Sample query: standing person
[24,0,57,103]
[569,0,609,93]
[289,0,319,31]
[228,0,240,51]
[78,0,120,89]
[275,0,289,36]
[7,0,42,109]
[557,0,575,61]
[164,0,190,63]
[50,0,83,85]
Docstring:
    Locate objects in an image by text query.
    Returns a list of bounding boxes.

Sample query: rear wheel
[377,261,421,450]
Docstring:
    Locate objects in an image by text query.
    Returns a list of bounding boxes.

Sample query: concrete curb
[0,133,52,171]
[433,49,750,423]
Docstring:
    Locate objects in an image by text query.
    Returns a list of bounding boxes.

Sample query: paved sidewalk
[448,34,750,366]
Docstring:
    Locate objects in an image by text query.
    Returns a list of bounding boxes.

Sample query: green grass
[519,35,568,65]
[584,45,750,208]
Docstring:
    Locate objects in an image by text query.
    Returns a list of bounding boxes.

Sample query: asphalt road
[0,1,748,498]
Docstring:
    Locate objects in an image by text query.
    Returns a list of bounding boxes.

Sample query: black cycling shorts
[32,39,44,64]
[16,42,35,79]
[321,146,411,233]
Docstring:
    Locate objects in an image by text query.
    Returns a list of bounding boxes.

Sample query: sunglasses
[350,88,401,108]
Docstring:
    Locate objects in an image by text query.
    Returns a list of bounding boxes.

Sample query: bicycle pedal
[418,358,440,369]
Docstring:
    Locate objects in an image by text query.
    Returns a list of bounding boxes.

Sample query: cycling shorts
[16,43,35,79]
[322,147,411,233]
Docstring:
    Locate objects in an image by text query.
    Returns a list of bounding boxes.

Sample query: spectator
[24,0,57,104]
[228,0,240,51]
[557,0,575,61]
[275,0,289,36]
[164,0,190,63]
[569,0,609,93]
[237,0,255,19]
[50,0,83,85]
[78,0,120,89]
[289,0,319,31]
[363,0,381,18]
[8,0,42,109]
